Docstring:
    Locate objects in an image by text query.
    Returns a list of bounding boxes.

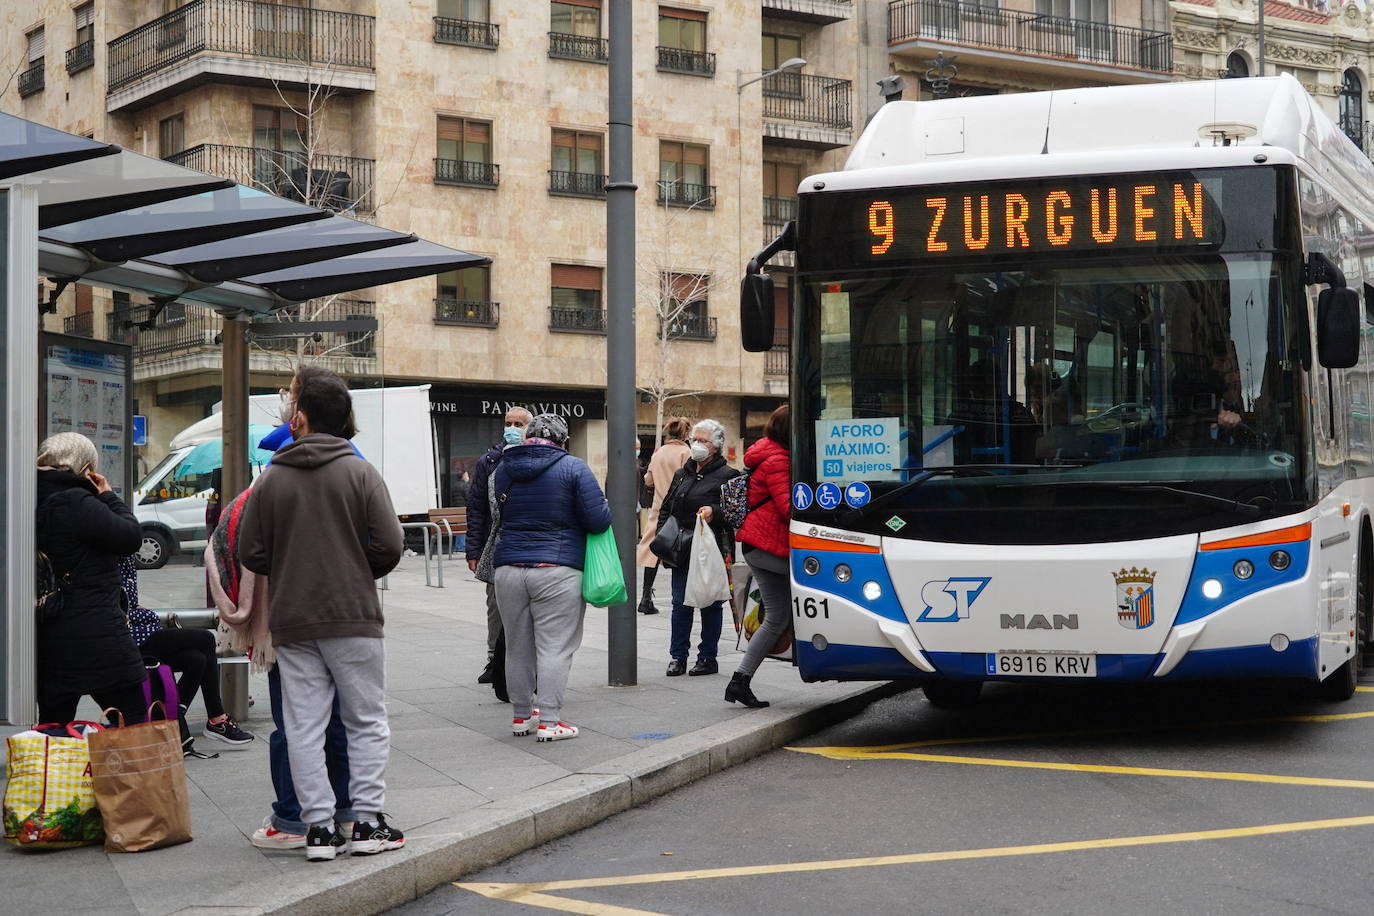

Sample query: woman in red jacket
[727,404,792,708]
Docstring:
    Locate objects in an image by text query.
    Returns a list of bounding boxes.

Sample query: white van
[132,384,438,568]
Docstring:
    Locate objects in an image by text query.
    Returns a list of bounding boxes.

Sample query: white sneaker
[536,721,578,742]
[511,708,540,736]
[250,815,305,850]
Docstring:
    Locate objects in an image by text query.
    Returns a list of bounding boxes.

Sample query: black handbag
[650,515,691,569]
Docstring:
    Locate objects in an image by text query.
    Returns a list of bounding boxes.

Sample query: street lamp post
[735,58,806,290]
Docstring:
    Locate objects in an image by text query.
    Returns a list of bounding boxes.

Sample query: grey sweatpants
[494,565,585,724]
[738,555,794,677]
[276,636,389,828]
[485,581,501,657]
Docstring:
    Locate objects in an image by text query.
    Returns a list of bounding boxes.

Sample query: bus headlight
[862,581,883,601]
[1269,550,1291,571]
[834,564,852,583]
[1233,559,1255,580]
[803,557,820,576]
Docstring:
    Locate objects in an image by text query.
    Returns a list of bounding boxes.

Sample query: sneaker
[512,708,541,736]
[350,815,405,856]
[536,721,579,742]
[305,824,346,861]
[477,660,495,685]
[204,717,255,745]
[250,815,306,850]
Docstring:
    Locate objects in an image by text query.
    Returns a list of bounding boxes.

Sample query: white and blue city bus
[740,75,1372,706]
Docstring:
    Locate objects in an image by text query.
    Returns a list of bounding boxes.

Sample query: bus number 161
[793,596,830,619]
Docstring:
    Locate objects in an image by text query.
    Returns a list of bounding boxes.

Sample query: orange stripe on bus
[789,534,881,554]
[1200,523,1311,552]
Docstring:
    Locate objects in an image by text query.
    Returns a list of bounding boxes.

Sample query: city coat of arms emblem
[1114,567,1156,630]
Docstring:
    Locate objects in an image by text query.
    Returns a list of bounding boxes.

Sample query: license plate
[985,652,1096,678]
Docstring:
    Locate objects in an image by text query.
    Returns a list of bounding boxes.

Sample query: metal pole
[221,313,250,502]
[606,0,638,686]
[1258,1,1265,77]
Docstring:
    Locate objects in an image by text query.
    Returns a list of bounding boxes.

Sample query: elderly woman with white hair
[655,419,741,677]
[35,432,147,724]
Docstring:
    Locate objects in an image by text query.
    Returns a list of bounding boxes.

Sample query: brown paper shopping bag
[87,704,192,853]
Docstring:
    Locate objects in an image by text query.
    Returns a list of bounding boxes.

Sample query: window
[253,107,307,196]
[438,117,491,163]
[763,161,801,223]
[659,7,705,52]
[552,129,603,175]
[659,140,710,206]
[437,0,489,19]
[27,27,44,65]
[1036,0,1107,20]
[663,273,713,339]
[159,114,185,159]
[438,264,491,302]
[762,33,801,95]
[552,0,600,36]
[1225,51,1249,79]
[75,4,94,44]
[1341,70,1364,150]
[253,106,305,153]
[551,264,604,326]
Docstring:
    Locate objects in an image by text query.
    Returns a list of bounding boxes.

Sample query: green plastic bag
[583,527,628,607]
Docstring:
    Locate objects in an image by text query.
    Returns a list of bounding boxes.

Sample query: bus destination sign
[849,174,1224,262]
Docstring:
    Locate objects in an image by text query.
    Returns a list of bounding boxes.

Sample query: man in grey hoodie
[238,367,405,861]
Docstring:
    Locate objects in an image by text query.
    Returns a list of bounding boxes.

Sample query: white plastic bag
[683,516,732,609]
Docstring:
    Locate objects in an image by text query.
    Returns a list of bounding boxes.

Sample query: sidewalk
[2,555,900,916]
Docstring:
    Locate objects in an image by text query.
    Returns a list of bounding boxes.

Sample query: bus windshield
[793,251,1313,544]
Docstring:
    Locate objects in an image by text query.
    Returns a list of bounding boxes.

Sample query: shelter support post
[221,312,250,502]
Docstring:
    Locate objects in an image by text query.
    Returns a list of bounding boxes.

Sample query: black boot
[637,588,659,615]
[725,672,769,708]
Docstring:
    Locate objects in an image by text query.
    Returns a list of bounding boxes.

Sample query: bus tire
[135,528,173,570]
[923,680,983,708]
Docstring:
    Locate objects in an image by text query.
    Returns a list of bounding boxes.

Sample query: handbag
[583,527,628,607]
[649,515,691,569]
[87,702,193,853]
[3,722,106,849]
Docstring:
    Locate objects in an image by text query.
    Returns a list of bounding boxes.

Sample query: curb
[184,680,912,916]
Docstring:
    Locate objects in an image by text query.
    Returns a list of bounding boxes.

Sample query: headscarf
[37,432,98,473]
[525,413,570,446]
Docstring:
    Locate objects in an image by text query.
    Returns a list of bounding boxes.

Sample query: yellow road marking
[789,745,1374,790]
[792,708,1374,755]
[453,814,1374,907]
[1357,686,1374,693]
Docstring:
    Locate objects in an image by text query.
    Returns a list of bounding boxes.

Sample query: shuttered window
[551,0,600,37]
[27,28,45,63]
[438,117,492,163]
[552,129,603,175]
[659,7,706,52]
[659,140,709,187]
[75,4,94,44]
[551,264,602,290]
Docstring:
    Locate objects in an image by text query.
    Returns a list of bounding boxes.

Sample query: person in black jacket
[35,432,147,724]
[657,419,741,677]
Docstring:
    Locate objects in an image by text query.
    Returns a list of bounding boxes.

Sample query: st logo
[915,577,990,623]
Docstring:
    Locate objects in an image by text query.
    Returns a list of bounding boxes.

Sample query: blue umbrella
[174,424,278,477]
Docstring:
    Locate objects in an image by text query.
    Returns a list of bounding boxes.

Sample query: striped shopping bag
[3,722,105,849]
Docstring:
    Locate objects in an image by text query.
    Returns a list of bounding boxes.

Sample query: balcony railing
[435,298,500,327]
[762,72,851,130]
[660,313,718,341]
[18,62,44,98]
[549,32,608,62]
[550,306,607,333]
[657,181,716,209]
[763,195,798,224]
[765,328,790,377]
[433,16,499,49]
[66,40,95,74]
[888,0,1173,74]
[167,144,374,214]
[549,170,607,198]
[108,303,221,359]
[435,158,499,188]
[250,298,377,358]
[108,0,375,93]
[63,312,95,338]
[657,46,715,76]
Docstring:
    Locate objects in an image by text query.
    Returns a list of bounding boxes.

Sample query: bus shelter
[1,113,487,725]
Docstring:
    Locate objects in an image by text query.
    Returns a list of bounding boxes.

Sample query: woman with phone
[35,432,147,724]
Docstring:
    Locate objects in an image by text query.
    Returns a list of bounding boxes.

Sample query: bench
[428,507,467,556]
[154,608,251,722]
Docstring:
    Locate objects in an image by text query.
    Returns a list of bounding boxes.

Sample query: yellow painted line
[458,884,669,916]
[791,708,1374,755]
[453,814,1374,900]
[788,746,1374,790]
[1357,686,1374,693]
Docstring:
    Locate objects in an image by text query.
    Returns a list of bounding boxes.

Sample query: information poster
[815,417,903,484]
[42,340,132,500]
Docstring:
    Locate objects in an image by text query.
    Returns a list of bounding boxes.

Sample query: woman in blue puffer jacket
[492,413,612,742]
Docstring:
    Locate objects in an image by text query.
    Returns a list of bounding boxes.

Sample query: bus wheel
[923,680,983,709]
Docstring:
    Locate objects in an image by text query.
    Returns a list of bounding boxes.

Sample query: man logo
[1000,614,1079,630]
[915,577,990,623]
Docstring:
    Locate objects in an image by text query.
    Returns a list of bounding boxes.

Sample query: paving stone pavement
[1,554,898,915]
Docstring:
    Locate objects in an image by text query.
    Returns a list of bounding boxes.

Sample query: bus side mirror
[740,272,775,353]
[1317,287,1360,369]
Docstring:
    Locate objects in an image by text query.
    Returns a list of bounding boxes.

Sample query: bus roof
[824,75,1374,224]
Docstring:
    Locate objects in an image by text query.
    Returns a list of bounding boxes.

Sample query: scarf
[205,487,274,672]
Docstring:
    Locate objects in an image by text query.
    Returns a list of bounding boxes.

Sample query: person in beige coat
[634,418,692,614]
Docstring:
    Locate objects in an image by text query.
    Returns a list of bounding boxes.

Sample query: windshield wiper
[837,464,1046,526]
[1021,479,1265,517]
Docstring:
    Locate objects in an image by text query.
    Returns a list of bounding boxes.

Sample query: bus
[740,75,1371,706]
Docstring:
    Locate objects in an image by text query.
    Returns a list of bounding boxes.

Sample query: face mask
[690,442,710,462]
[503,426,524,446]
[279,391,294,425]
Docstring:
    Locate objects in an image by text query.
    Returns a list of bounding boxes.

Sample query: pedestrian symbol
[792,483,814,510]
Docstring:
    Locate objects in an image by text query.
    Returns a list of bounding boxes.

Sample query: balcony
[762,0,853,25]
[549,32,609,63]
[18,62,44,98]
[657,180,716,210]
[657,46,715,77]
[435,159,499,188]
[765,328,790,382]
[63,312,95,338]
[251,298,377,358]
[549,170,607,199]
[763,195,798,225]
[66,40,95,75]
[167,144,374,215]
[550,306,607,334]
[762,73,851,150]
[433,17,499,49]
[435,299,500,328]
[888,1,1173,83]
[660,313,718,341]
[106,0,375,113]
